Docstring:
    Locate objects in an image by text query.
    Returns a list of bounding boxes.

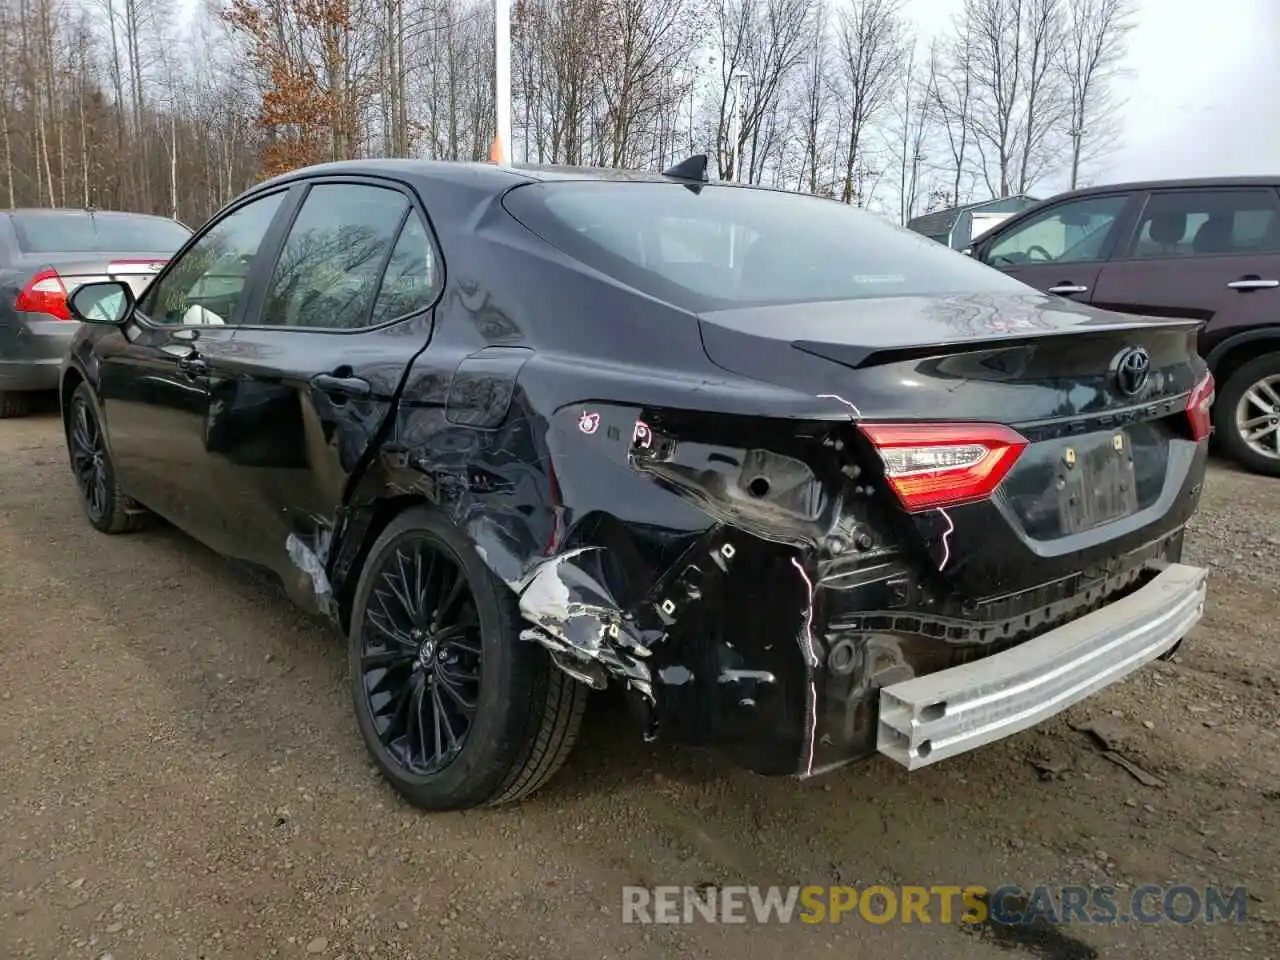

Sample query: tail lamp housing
[858,422,1029,513]
[15,267,72,320]
[1185,371,1214,443]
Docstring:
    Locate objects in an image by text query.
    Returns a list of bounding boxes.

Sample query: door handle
[1227,278,1280,290]
[1048,284,1089,295]
[311,373,372,399]
[177,354,207,378]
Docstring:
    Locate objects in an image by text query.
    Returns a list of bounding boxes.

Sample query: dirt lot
[1,407,1277,960]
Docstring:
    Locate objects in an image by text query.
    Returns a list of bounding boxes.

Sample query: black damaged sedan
[59,157,1214,810]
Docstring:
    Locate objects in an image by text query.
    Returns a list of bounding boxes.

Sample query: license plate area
[1058,432,1139,535]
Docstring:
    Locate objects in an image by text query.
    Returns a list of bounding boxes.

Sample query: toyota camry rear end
[499,173,1211,777]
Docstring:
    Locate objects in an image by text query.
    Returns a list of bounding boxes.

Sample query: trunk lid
[697,292,1208,598]
[15,252,169,299]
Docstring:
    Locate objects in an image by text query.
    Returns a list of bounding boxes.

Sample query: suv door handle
[177,354,207,378]
[1048,284,1089,295]
[1227,278,1280,290]
[311,373,372,399]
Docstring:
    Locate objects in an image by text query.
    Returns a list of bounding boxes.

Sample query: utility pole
[491,0,513,165]
[1068,126,1084,190]
[728,74,746,182]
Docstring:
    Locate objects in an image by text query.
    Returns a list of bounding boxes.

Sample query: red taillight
[1185,371,1215,442]
[15,267,71,320]
[858,422,1029,513]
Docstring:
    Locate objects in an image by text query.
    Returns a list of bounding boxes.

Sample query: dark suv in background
[967,177,1280,475]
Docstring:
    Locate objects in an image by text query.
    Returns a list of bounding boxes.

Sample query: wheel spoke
[1244,421,1279,442]
[433,685,460,751]
[1257,379,1280,408]
[436,671,476,713]
[437,566,467,622]
[382,550,420,623]
[362,648,415,671]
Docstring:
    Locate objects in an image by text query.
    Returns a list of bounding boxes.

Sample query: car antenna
[661,153,709,193]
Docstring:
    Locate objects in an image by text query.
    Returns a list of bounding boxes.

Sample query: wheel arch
[59,364,86,425]
[1204,327,1280,391]
[333,493,434,634]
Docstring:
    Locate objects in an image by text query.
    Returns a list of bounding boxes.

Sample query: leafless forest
[0,0,1134,228]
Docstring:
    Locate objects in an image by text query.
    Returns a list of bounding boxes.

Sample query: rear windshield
[9,211,191,254]
[502,181,1029,311]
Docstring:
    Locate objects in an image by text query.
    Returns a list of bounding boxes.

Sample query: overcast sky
[907,0,1279,191]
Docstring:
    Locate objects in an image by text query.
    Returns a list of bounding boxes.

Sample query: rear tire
[65,383,153,534]
[348,506,587,811]
[1215,353,1280,477]
[0,390,31,419]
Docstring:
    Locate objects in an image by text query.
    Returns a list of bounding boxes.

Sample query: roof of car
[3,207,183,221]
[253,157,761,193]
[1047,175,1280,201]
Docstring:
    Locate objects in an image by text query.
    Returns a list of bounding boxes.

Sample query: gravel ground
[1,408,1277,960]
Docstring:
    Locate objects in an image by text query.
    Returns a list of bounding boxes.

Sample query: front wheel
[1215,354,1280,476]
[348,506,588,811]
[64,382,152,533]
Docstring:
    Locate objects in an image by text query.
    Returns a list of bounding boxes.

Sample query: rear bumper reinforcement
[876,562,1208,770]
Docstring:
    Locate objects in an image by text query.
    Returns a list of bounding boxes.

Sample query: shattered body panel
[62,160,1213,779]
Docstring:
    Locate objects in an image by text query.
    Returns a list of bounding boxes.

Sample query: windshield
[502,181,1029,311]
[10,212,191,254]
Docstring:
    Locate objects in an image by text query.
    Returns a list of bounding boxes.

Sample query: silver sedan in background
[0,208,192,417]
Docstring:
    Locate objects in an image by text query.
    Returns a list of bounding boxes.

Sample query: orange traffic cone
[489,134,504,164]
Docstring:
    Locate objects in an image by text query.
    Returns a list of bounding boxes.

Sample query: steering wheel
[1025,244,1054,262]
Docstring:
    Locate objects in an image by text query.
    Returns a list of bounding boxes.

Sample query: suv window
[983,195,1129,267]
[369,213,439,325]
[260,183,410,329]
[138,192,285,326]
[1127,189,1280,259]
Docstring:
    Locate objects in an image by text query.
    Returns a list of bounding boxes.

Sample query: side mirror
[67,280,135,325]
[961,247,974,257]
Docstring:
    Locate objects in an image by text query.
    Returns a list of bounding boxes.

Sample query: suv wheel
[1215,354,1280,476]
[348,506,588,811]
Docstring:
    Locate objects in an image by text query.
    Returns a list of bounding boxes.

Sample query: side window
[984,195,1129,267]
[138,192,284,326]
[1127,190,1280,259]
[259,183,409,329]
[368,213,440,326]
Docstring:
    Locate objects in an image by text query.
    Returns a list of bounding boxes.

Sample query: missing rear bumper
[875,562,1208,770]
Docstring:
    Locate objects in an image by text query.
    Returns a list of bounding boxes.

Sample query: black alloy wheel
[358,539,483,775]
[348,506,588,811]
[65,382,150,534]
[69,392,109,524]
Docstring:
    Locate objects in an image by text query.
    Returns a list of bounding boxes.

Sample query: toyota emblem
[1112,346,1151,397]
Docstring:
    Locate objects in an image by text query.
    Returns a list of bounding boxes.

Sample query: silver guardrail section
[876,562,1208,770]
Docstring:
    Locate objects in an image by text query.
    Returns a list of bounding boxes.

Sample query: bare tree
[834,0,905,204]
[926,30,974,209]
[889,39,932,224]
[963,0,1067,197]
[1060,0,1134,187]
[709,0,813,182]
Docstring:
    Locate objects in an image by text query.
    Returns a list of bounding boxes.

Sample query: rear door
[95,189,293,551]
[975,191,1139,303]
[1088,187,1280,351]
[198,177,443,611]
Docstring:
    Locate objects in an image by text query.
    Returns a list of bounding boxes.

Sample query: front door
[95,189,292,554]
[199,178,444,612]
[976,192,1138,304]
